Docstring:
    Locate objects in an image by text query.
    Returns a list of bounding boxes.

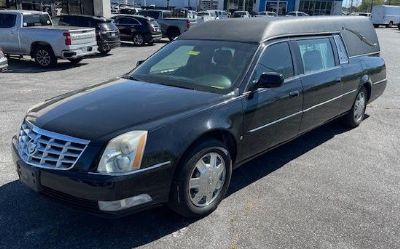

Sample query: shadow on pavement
[0,119,355,249]
[4,57,88,74]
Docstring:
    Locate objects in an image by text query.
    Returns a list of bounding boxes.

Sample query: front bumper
[12,136,174,217]
[0,57,8,71]
[61,45,98,59]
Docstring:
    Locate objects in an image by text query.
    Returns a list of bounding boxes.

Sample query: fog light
[98,194,152,211]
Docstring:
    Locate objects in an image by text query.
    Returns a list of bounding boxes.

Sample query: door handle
[289,90,300,97]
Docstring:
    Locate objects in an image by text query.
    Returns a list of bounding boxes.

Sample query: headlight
[97,131,147,174]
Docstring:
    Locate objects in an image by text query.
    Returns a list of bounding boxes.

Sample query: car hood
[26,78,225,141]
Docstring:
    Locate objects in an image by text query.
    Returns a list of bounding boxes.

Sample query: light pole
[277,0,280,15]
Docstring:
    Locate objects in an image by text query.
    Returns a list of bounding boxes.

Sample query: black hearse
[12,17,386,218]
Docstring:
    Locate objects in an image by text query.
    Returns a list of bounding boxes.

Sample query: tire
[386,21,394,28]
[33,46,56,67]
[343,87,368,128]
[68,58,83,64]
[168,139,232,218]
[98,45,111,55]
[132,33,145,46]
[167,29,180,41]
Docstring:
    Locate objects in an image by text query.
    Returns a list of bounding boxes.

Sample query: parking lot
[0,28,399,249]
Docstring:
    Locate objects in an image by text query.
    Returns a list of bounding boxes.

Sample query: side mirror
[136,60,145,67]
[256,72,284,89]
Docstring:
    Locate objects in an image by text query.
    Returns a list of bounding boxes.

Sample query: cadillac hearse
[12,17,386,218]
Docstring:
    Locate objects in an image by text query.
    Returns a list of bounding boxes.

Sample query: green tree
[358,0,384,12]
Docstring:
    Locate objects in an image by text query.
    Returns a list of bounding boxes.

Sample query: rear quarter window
[0,14,17,28]
[333,35,349,64]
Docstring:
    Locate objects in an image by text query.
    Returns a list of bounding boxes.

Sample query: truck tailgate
[68,28,97,46]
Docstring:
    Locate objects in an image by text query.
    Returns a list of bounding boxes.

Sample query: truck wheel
[33,46,56,67]
[132,33,145,46]
[386,21,394,28]
[168,139,232,218]
[167,28,180,41]
[343,87,367,128]
[68,58,83,65]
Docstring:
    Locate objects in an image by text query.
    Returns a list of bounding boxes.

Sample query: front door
[240,41,303,159]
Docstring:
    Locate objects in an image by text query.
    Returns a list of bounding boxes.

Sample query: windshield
[129,40,257,93]
[23,14,52,27]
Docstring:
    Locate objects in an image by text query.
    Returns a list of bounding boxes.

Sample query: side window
[0,14,17,28]
[126,18,139,25]
[252,42,294,82]
[333,35,349,64]
[297,38,335,74]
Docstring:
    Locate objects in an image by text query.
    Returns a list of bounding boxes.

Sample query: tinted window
[297,38,335,74]
[138,10,160,19]
[333,35,349,64]
[118,17,139,25]
[23,14,52,27]
[253,42,294,80]
[130,40,257,92]
[0,14,16,28]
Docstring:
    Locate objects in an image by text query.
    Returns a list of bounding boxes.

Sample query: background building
[253,0,343,15]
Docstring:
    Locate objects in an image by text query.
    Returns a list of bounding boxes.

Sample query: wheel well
[178,129,238,168]
[30,42,53,56]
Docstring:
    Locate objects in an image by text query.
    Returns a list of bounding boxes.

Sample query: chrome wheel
[353,91,366,122]
[188,152,226,207]
[133,34,144,46]
[36,49,51,66]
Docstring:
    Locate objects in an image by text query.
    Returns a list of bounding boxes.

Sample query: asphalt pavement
[0,30,399,249]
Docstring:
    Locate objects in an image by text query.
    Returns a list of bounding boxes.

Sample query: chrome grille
[17,120,89,170]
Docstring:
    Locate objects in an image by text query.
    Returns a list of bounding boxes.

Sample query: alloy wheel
[353,91,366,123]
[133,34,144,46]
[188,152,226,207]
[36,49,51,67]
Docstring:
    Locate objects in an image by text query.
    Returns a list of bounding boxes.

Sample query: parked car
[371,5,400,28]
[358,12,371,17]
[0,10,97,67]
[257,11,277,17]
[137,9,192,41]
[119,4,141,15]
[232,11,251,18]
[12,16,386,218]
[197,10,217,23]
[111,15,161,46]
[52,15,120,55]
[286,11,309,16]
[0,48,7,72]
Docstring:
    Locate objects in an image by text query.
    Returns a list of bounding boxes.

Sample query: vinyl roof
[178,16,380,56]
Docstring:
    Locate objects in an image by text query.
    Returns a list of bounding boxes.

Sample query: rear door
[114,17,139,40]
[293,36,343,132]
[241,41,303,158]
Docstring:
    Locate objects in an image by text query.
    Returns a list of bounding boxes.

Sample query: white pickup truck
[0,10,98,67]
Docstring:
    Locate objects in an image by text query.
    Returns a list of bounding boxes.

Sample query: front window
[129,40,257,93]
[23,14,52,27]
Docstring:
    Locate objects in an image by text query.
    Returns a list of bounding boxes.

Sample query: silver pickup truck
[0,10,98,67]
[137,10,194,41]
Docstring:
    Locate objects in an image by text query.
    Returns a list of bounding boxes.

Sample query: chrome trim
[248,89,357,133]
[249,111,303,133]
[372,78,387,85]
[348,51,380,58]
[88,161,172,176]
[17,120,90,170]
[302,89,357,113]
